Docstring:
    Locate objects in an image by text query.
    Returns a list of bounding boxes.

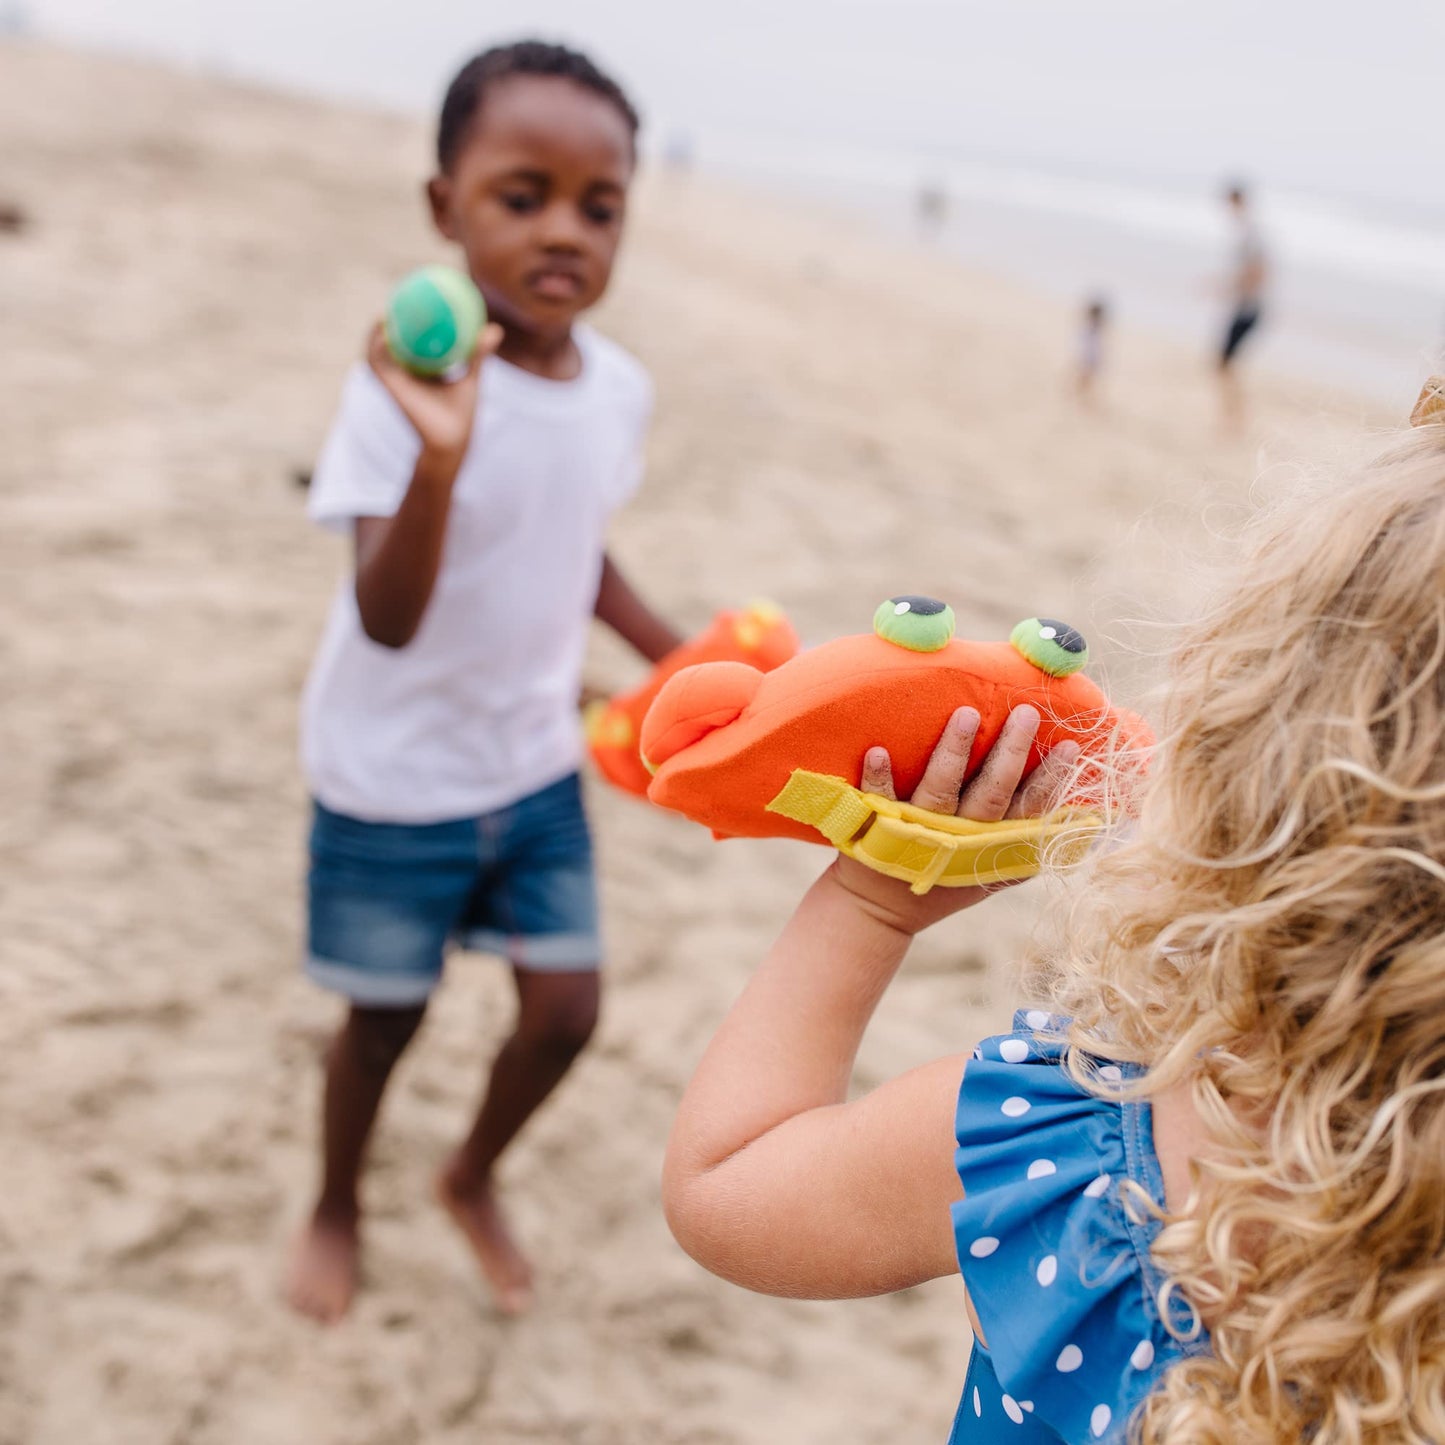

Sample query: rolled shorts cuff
[459,927,602,971]
[305,952,439,1006]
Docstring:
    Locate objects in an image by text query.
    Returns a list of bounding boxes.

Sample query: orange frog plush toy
[640,596,1151,893]
[586,602,800,797]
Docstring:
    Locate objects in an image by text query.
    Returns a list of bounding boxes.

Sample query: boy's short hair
[438,40,641,172]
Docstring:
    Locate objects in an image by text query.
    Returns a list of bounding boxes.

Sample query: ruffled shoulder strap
[949,1011,1208,1444]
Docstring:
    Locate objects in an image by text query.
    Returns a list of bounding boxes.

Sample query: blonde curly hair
[1044,419,1445,1443]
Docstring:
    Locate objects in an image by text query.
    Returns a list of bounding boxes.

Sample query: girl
[664,385,1445,1443]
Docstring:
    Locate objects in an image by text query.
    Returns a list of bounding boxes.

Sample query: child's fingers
[957,706,1040,822]
[478,321,505,359]
[365,319,391,371]
[367,320,430,393]
[910,707,981,815]
[453,323,502,388]
[1004,740,1081,820]
[860,747,896,801]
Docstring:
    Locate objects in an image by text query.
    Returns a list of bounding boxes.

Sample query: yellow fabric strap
[766,769,1102,894]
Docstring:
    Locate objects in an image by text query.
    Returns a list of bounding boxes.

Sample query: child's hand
[829,705,1081,935]
[365,320,505,468]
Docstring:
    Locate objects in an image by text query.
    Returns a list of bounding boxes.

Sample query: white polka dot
[1002,1395,1024,1425]
[969,1236,1000,1258]
[894,600,911,615]
[1039,626,1058,640]
[1021,1402,1034,1412]
[1091,1404,1112,1437]
[972,1387,981,1417]
[1001,1096,1031,1118]
[1027,1159,1057,1180]
[1130,1339,1155,1370]
[1083,1173,1112,1198]
[999,1038,1030,1063]
[1024,1009,1052,1030]
[972,1046,983,1060]
[1036,1254,1058,1286]
[1098,1064,1123,1082]
[1056,1343,1084,1373]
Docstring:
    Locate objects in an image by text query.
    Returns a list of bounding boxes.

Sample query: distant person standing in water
[915,182,948,237]
[1074,295,1109,404]
[1217,182,1268,424]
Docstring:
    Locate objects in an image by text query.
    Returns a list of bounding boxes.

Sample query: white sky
[16,0,1445,214]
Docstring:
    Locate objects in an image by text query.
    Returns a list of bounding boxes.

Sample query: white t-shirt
[301,324,652,823]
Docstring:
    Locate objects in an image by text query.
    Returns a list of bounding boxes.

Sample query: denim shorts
[306,772,600,1006]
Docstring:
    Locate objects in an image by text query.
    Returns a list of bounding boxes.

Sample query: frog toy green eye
[873,595,956,653]
[1010,617,1089,677]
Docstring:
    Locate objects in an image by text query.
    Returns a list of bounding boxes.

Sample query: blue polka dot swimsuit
[947,1011,1212,1443]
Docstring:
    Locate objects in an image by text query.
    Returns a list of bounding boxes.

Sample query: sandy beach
[0,42,1393,1445]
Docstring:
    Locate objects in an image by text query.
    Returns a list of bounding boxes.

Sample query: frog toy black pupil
[890,595,947,616]
[1036,619,1086,654]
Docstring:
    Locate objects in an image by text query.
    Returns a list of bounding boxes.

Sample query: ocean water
[699,132,1445,402]
[15,0,1445,400]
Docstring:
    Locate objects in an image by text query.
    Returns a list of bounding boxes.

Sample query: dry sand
[0,41,1393,1445]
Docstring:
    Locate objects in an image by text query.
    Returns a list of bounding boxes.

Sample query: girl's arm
[594,552,685,664]
[353,321,502,648]
[663,705,1079,1299]
[664,866,970,1298]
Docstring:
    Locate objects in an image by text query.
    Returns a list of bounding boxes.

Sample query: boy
[286,41,682,1324]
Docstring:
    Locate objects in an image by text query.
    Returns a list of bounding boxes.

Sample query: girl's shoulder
[950,1011,1210,1444]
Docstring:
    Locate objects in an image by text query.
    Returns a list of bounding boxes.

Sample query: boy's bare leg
[286,1002,426,1323]
[437,967,599,1314]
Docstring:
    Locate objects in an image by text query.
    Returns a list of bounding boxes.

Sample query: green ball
[384,266,486,378]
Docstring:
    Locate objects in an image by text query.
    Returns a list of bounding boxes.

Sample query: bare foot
[285,1211,359,1325]
[435,1167,535,1315]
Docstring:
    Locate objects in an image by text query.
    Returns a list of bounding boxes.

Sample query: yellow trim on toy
[582,698,608,744]
[766,769,1103,894]
[733,599,786,651]
[583,699,635,750]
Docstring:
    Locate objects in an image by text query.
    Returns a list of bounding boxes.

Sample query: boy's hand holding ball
[368,266,503,471]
